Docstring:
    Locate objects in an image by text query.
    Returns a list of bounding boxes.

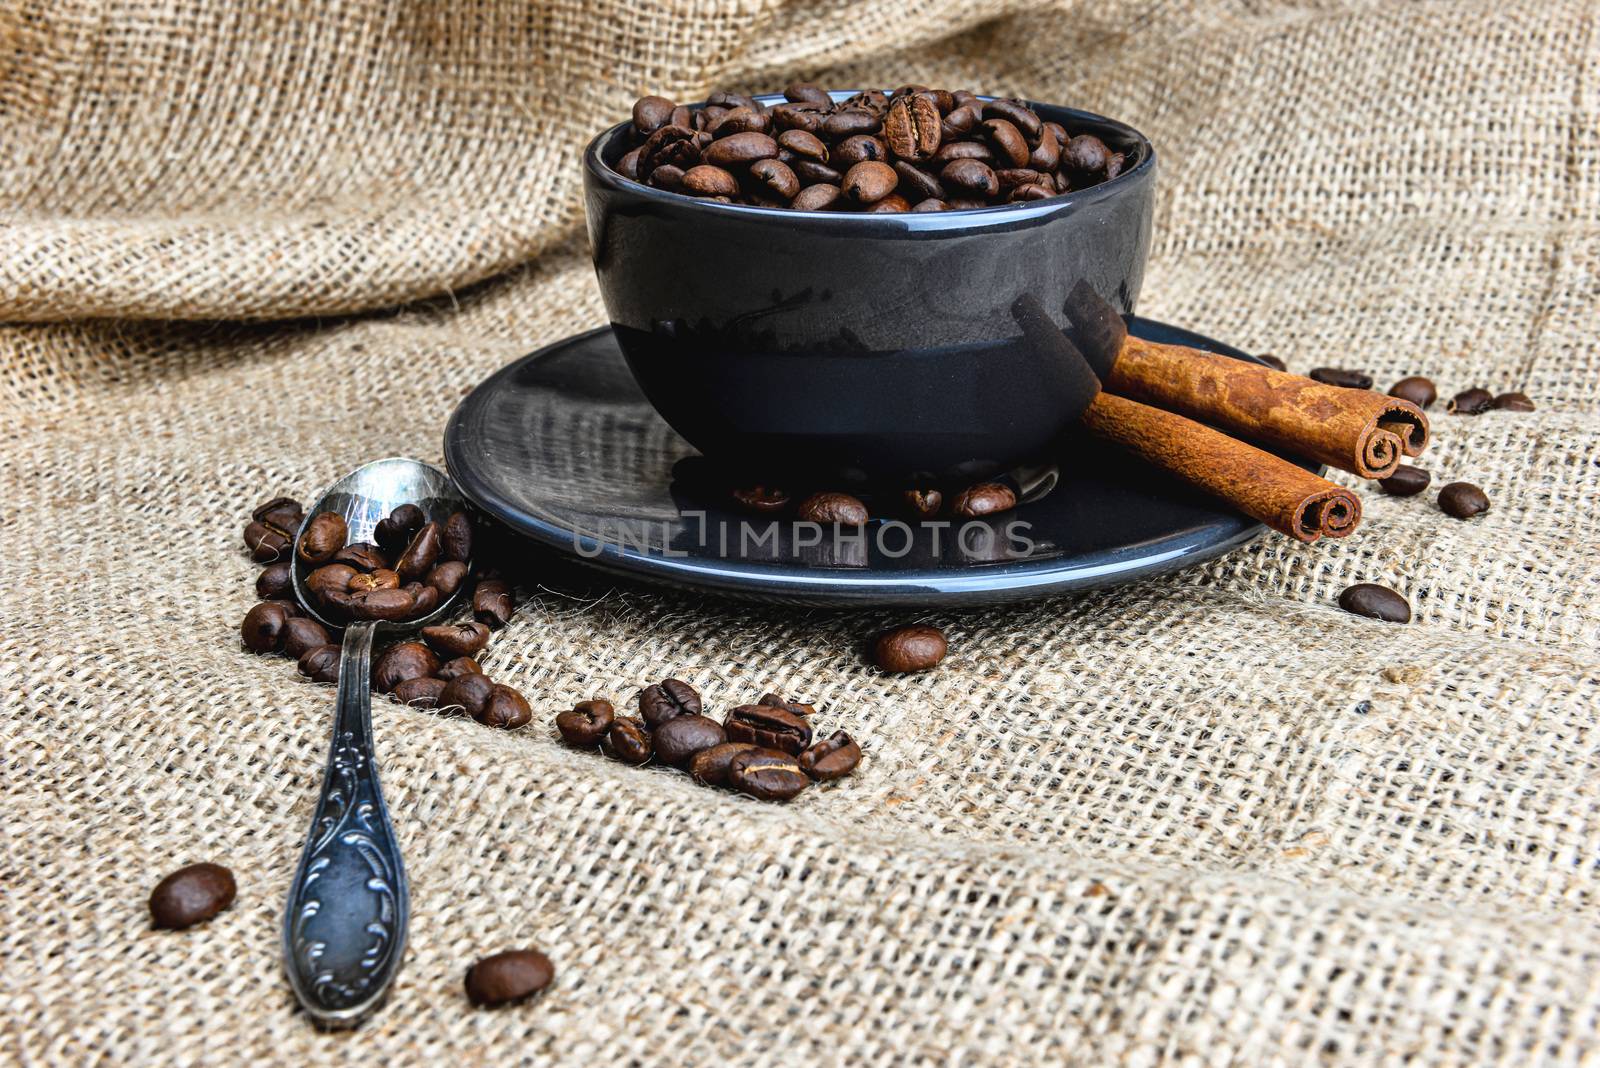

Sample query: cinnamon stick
[1081,392,1362,543]
[1102,337,1428,480]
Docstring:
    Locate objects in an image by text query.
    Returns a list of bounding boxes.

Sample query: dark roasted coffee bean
[1063,133,1110,176]
[800,730,862,781]
[616,145,645,180]
[473,579,514,629]
[821,108,880,139]
[149,863,236,930]
[1337,583,1411,623]
[893,160,945,201]
[910,198,948,212]
[792,159,843,184]
[884,93,941,160]
[306,562,358,602]
[425,560,468,597]
[332,542,388,572]
[252,496,304,535]
[421,621,491,658]
[465,948,554,1007]
[439,672,495,718]
[934,139,991,164]
[394,676,447,708]
[1255,353,1287,371]
[348,568,400,593]
[776,129,827,161]
[689,741,757,787]
[982,98,1043,141]
[749,158,800,200]
[696,106,727,132]
[281,617,331,660]
[479,685,532,729]
[556,699,615,746]
[298,643,341,684]
[297,512,347,565]
[241,601,294,653]
[770,103,824,135]
[1438,481,1490,519]
[683,164,740,197]
[834,133,889,165]
[1387,375,1436,408]
[994,167,1044,191]
[441,511,474,562]
[951,481,1017,516]
[395,521,441,581]
[648,164,686,191]
[255,560,292,600]
[1009,183,1055,201]
[797,491,868,525]
[1028,127,1061,170]
[731,484,791,514]
[243,520,291,562]
[639,678,701,728]
[712,106,770,137]
[784,83,831,106]
[904,488,943,517]
[866,193,913,213]
[946,197,989,210]
[843,161,897,204]
[724,704,811,755]
[653,713,727,767]
[874,625,947,673]
[374,503,423,553]
[941,158,999,198]
[1493,391,1535,412]
[405,582,440,618]
[703,131,778,168]
[632,95,677,136]
[728,748,810,801]
[791,183,842,211]
[372,641,439,693]
[1309,367,1374,390]
[707,89,759,111]
[604,716,653,765]
[758,693,816,717]
[349,587,417,622]
[1378,465,1432,497]
[437,656,483,682]
[1447,388,1494,414]
[1106,152,1127,179]
[980,118,1030,168]
[669,105,693,129]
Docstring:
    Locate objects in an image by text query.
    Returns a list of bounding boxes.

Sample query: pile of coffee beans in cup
[616,83,1129,212]
[556,681,862,801]
[239,494,531,729]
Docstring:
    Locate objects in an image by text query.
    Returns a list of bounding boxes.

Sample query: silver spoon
[282,456,472,1028]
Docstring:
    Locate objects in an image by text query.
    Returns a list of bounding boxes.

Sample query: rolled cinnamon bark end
[1082,393,1363,543]
[1106,337,1429,479]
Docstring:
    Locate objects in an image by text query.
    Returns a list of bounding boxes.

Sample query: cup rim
[582,90,1156,225]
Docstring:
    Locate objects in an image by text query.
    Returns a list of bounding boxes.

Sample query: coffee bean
[632,96,677,136]
[1337,583,1411,623]
[1255,353,1287,371]
[395,521,442,582]
[904,488,943,517]
[425,560,469,597]
[653,713,727,767]
[372,641,439,693]
[439,672,496,719]
[255,560,292,600]
[421,620,491,658]
[800,730,862,781]
[983,98,1043,140]
[874,624,947,673]
[725,704,812,755]
[950,482,1016,517]
[149,862,236,929]
[394,676,446,708]
[911,198,948,212]
[866,193,913,213]
[1309,368,1374,390]
[241,601,295,653]
[703,131,778,168]
[441,511,474,562]
[243,520,291,562]
[252,496,305,535]
[884,93,941,160]
[331,543,388,572]
[1447,388,1494,414]
[374,503,424,553]
[297,512,347,565]
[731,484,791,514]
[1388,376,1437,408]
[940,158,998,198]
[473,579,514,629]
[689,741,758,787]
[1062,133,1110,177]
[940,105,980,138]
[776,129,828,161]
[1028,128,1061,171]
[1378,465,1432,497]
[479,685,532,729]
[749,158,800,200]
[821,108,880,139]
[1438,482,1490,519]
[281,617,331,660]
[307,562,357,602]
[604,716,653,765]
[349,586,417,622]
[797,491,868,526]
[298,643,341,683]
[771,103,825,135]
[834,134,889,165]
[465,948,554,1007]
[683,164,740,197]
[980,118,1030,168]
[758,693,816,717]
[791,183,842,211]
[437,656,483,682]
[639,678,701,728]
[843,161,897,204]
[556,699,616,746]
[712,106,770,137]
[348,568,400,593]
[784,83,832,107]
[728,748,811,801]
[893,160,945,201]
[407,582,441,618]
[1493,391,1535,412]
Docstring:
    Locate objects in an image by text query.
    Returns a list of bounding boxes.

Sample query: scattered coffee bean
[1448,388,1494,415]
[465,948,554,1008]
[950,482,1016,517]
[281,617,331,660]
[421,621,491,658]
[728,748,811,801]
[689,741,759,787]
[297,512,348,565]
[639,678,702,728]
[556,699,615,746]
[436,656,483,682]
[425,560,469,597]
[653,713,727,767]
[241,601,296,653]
[298,643,341,683]
[1438,482,1490,519]
[480,685,532,729]
[438,672,496,719]
[255,560,293,600]
[604,716,654,765]
[441,511,474,562]
[149,862,236,930]
[1255,353,1287,371]
[758,692,816,717]
[1493,391,1535,412]
[1378,465,1432,497]
[1338,583,1411,623]
[797,491,868,526]
[372,641,440,693]
[1388,376,1437,408]
[800,730,862,781]
[473,579,514,629]
[253,496,305,535]
[873,625,947,673]
[243,520,291,562]
[1309,367,1374,390]
[393,676,447,708]
[725,703,812,755]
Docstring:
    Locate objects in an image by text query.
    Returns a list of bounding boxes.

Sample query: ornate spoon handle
[282,620,409,1028]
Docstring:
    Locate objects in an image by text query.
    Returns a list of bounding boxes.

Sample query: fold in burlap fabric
[3,0,1599,1063]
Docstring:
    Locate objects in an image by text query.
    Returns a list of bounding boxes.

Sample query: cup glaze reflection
[582,92,1156,487]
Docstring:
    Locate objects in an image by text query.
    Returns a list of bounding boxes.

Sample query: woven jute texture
[4,0,1600,1064]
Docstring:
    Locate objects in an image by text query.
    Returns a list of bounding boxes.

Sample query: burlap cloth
[3,0,1599,1063]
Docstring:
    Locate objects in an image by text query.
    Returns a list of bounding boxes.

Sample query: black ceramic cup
[582,92,1156,488]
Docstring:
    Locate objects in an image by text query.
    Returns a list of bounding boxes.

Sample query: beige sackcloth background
[3,0,1599,1063]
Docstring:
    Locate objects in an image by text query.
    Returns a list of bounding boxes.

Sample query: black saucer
[444,320,1298,607]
